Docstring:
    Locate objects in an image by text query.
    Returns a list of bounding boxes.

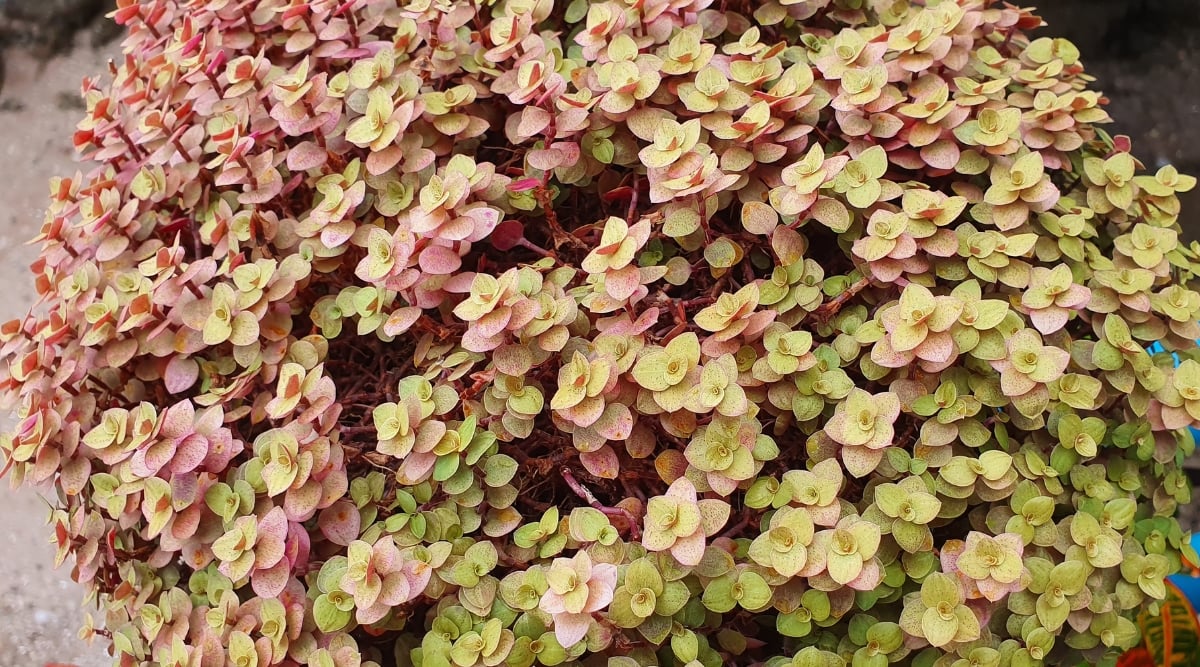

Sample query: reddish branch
[720,512,752,540]
[560,467,641,540]
[810,275,873,324]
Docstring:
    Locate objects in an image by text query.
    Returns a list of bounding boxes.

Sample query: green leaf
[625,558,664,594]
[1054,560,1089,593]
[736,571,772,610]
[566,507,607,543]
[777,610,813,638]
[1036,593,1070,631]
[433,453,460,482]
[1070,512,1101,542]
[637,614,673,645]
[313,594,352,633]
[657,580,691,616]
[892,521,929,553]
[921,609,958,647]
[701,574,737,613]
[1023,496,1055,525]
[608,591,643,629]
[868,619,902,652]
[484,454,518,487]
[671,630,699,663]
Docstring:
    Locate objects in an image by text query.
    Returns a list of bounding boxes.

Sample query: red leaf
[490,220,525,251]
[507,177,541,192]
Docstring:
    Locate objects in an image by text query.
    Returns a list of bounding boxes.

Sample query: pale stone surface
[0,43,110,667]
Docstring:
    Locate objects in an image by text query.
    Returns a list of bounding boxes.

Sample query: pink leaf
[321,220,356,248]
[1028,307,1068,335]
[841,445,883,478]
[164,356,199,394]
[921,139,960,170]
[251,560,290,598]
[383,307,422,337]
[169,434,209,475]
[462,327,504,353]
[741,201,779,235]
[669,530,706,566]
[160,400,196,439]
[516,106,552,140]
[366,145,404,175]
[318,500,361,546]
[285,141,328,171]
[399,452,436,482]
[131,439,176,478]
[917,332,955,364]
[285,520,311,570]
[604,265,642,301]
[507,177,541,192]
[580,446,619,480]
[319,469,349,509]
[460,205,500,242]
[527,148,562,171]
[848,558,882,591]
[258,507,290,542]
[201,432,243,473]
[283,481,323,522]
[378,572,413,606]
[97,235,130,262]
[552,612,591,648]
[418,245,462,275]
[169,504,202,540]
[593,403,634,441]
[475,308,513,339]
[60,457,91,496]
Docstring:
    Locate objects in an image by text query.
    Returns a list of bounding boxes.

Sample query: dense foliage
[2,0,1200,665]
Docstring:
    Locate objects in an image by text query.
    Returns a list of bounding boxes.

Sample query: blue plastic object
[1171,568,1200,605]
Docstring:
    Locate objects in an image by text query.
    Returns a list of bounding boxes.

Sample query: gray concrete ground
[0,44,111,667]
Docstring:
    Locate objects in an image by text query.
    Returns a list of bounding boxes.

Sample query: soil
[0,3,1199,665]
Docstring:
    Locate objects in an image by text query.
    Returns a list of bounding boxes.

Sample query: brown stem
[535,183,581,250]
[203,68,223,94]
[236,155,260,190]
[172,136,193,161]
[240,4,256,30]
[809,275,872,324]
[114,126,145,161]
[516,237,557,259]
[185,282,206,299]
[560,467,641,540]
[189,217,203,259]
[720,513,751,540]
[626,177,640,222]
[679,296,716,310]
[619,475,646,502]
[459,368,496,401]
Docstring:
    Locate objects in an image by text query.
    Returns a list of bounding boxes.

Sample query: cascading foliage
[2,0,1200,666]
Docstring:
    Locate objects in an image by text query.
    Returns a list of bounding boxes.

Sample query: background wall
[1034,0,1200,239]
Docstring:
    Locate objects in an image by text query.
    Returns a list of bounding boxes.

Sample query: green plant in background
[1,0,1199,666]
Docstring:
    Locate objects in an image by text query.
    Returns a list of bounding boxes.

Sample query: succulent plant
[1,1,1198,666]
